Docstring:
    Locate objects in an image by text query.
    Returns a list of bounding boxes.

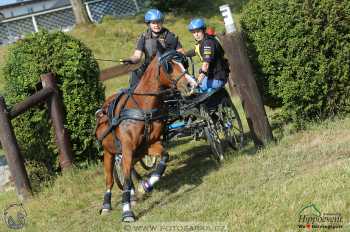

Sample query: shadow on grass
[136,142,220,218]
[137,134,259,218]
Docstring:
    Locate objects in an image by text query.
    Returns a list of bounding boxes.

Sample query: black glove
[119,58,135,65]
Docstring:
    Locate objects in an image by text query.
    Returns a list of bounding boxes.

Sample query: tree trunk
[70,0,91,25]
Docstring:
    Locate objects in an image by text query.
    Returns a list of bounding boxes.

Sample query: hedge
[241,0,350,121]
[3,30,105,171]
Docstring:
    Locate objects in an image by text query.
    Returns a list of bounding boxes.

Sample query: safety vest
[194,35,222,62]
[195,35,229,80]
[143,28,169,62]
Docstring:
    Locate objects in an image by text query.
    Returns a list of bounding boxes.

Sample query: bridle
[160,66,187,90]
[132,50,189,96]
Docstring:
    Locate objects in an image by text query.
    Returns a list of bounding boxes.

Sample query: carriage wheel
[139,155,158,170]
[113,155,141,190]
[200,104,224,163]
[218,97,244,150]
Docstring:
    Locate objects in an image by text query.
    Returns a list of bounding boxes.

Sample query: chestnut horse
[95,51,194,222]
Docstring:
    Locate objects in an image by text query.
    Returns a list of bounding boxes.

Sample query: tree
[70,0,91,25]
[241,0,350,122]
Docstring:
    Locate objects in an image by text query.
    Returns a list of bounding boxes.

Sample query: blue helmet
[144,9,164,23]
[188,18,206,31]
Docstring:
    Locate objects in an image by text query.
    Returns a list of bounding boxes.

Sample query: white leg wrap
[123,203,131,212]
[149,174,160,186]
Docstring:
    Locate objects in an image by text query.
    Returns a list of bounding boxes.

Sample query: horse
[95,51,195,222]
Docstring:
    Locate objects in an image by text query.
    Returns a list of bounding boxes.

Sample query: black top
[136,28,182,63]
[198,35,229,80]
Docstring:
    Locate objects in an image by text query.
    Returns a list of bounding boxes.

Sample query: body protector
[196,35,230,81]
[129,28,181,88]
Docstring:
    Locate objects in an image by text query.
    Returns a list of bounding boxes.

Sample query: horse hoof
[100,203,112,215]
[100,208,111,215]
[122,211,136,222]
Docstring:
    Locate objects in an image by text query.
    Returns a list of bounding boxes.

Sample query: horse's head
[158,50,196,95]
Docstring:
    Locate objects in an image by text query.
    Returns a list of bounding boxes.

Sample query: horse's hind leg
[100,149,114,215]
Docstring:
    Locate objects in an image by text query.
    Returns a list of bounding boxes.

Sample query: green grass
[1,116,349,231]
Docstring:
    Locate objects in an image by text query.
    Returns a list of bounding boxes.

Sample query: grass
[0,116,349,231]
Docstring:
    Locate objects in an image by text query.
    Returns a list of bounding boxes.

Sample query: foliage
[241,0,350,121]
[26,160,53,192]
[3,30,105,171]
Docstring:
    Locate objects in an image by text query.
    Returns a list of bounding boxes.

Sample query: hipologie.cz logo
[297,203,343,230]
[2,203,27,230]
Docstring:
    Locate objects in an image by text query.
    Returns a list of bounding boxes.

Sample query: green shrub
[3,30,105,171]
[241,0,350,121]
[26,160,53,192]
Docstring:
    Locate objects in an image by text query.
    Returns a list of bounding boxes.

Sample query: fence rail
[0,0,140,45]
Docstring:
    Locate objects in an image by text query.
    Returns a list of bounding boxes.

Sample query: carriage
[113,85,245,189]
[164,86,244,162]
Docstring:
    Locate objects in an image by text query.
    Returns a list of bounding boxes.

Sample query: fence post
[84,2,94,22]
[219,5,274,147]
[31,15,38,32]
[133,0,140,12]
[0,96,32,200]
[41,73,73,170]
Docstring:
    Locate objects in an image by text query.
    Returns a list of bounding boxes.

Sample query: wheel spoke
[218,97,244,150]
[200,104,224,163]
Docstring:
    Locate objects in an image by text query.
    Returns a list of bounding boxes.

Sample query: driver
[121,9,185,89]
[187,18,230,92]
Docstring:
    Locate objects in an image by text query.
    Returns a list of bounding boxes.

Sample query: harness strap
[97,89,128,141]
[97,108,165,141]
[120,108,164,121]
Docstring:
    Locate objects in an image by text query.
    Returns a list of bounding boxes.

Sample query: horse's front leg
[121,147,136,222]
[100,149,114,215]
[139,142,169,194]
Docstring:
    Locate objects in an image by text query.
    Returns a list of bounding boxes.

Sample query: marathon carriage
[164,86,244,162]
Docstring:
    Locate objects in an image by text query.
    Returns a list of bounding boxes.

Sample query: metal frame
[0,0,140,45]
